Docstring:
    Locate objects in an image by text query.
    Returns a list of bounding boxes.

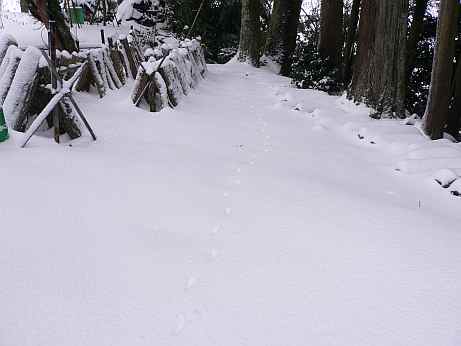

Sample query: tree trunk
[27,0,76,52]
[318,0,344,68]
[423,0,459,139]
[238,0,261,66]
[447,52,461,139]
[265,0,303,76]
[343,0,360,84]
[406,0,429,83]
[348,0,408,118]
[20,0,29,12]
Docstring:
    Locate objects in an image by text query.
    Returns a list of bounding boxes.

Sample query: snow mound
[433,169,458,188]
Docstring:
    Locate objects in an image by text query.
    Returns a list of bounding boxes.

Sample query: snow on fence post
[102,46,122,89]
[120,37,138,79]
[158,57,184,107]
[0,46,23,105]
[109,45,127,86]
[0,33,18,65]
[86,50,107,97]
[3,46,42,131]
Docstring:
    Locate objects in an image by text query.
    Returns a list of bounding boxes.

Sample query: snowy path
[1,63,461,346]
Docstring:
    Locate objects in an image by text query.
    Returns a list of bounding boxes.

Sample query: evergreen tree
[238,0,261,66]
[318,0,344,72]
[265,0,303,76]
[423,0,459,139]
[348,0,408,118]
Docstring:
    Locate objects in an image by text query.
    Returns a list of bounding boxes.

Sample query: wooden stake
[100,29,105,45]
[49,20,60,144]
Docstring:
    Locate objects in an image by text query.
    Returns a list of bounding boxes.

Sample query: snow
[3,45,41,128]
[1,62,461,346]
[433,168,459,188]
[0,44,22,103]
[1,11,131,49]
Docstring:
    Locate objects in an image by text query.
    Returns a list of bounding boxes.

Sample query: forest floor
[1,62,461,346]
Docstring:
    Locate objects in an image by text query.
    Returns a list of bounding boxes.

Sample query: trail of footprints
[173,108,273,336]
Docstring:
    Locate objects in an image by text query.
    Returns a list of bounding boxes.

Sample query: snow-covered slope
[1,62,461,346]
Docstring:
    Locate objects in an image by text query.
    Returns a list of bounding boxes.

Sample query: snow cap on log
[3,46,41,130]
[0,45,23,106]
[0,33,18,65]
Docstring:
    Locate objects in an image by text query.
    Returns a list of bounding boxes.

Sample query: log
[58,96,82,139]
[121,37,138,79]
[158,58,184,107]
[87,50,106,97]
[0,45,23,105]
[0,33,18,65]
[3,47,41,131]
[74,62,94,93]
[131,67,151,106]
[102,46,122,89]
[110,47,126,85]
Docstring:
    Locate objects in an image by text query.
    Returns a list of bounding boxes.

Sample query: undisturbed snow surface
[1,62,461,346]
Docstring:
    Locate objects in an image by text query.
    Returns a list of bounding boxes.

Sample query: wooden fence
[0,31,207,141]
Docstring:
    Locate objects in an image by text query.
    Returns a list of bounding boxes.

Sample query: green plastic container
[70,6,85,24]
[0,108,9,142]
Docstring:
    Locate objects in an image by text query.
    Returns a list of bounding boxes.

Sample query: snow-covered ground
[1,11,130,49]
[1,62,461,346]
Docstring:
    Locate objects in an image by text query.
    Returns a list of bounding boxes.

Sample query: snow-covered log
[0,45,23,105]
[3,47,41,131]
[131,66,151,105]
[102,46,122,89]
[0,33,18,66]
[158,57,184,107]
[152,72,169,111]
[85,50,107,97]
[169,49,191,95]
[121,37,138,79]
[58,96,82,139]
[110,48,127,86]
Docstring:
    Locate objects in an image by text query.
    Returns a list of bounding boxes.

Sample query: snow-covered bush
[290,47,343,95]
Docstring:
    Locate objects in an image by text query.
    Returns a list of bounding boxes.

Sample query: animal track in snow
[209,248,219,260]
[173,314,185,335]
[212,224,221,235]
[185,276,197,291]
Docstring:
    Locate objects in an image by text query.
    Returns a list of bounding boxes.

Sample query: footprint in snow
[209,248,219,260]
[173,314,186,335]
[212,224,221,235]
[185,276,197,291]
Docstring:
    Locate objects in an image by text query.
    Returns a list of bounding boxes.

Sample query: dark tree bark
[238,0,261,66]
[343,0,360,84]
[348,0,408,118]
[265,0,303,76]
[423,0,459,139]
[27,0,76,52]
[318,0,344,68]
[406,0,429,83]
[447,52,461,139]
[20,0,29,12]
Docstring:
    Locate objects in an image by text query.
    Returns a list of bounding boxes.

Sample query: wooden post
[102,0,107,26]
[49,20,60,144]
[100,29,105,45]
[107,36,113,49]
